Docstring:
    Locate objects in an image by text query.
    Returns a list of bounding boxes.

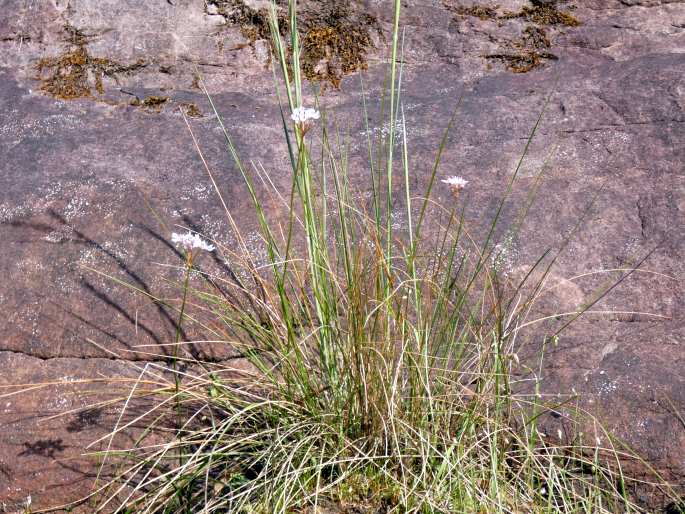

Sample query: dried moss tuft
[130,95,170,112]
[487,24,556,73]
[299,5,379,88]
[521,25,551,49]
[207,1,380,88]
[206,0,287,41]
[446,4,499,21]
[486,50,557,73]
[35,25,146,100]
[180,102,203,117]
[501,4,580,26]
[441,1,576,74]
[444,1,579,27]
[36,46,95,99]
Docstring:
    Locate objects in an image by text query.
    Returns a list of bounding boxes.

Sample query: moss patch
[180,102,203,117]
[501,4,580,27]
[520,25,551,49]
[35,25,146,100]
[445,1,578,27]
[485,50,557,73]
[130,95,170,112]
[206,0,287,41]
[207,1,381,88]
[486,25,556,73]
[299,4,380,88]
[443,2,578,73]
[445,3,499,21]
[36,46,98,99]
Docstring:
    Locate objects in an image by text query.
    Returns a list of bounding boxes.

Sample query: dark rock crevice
[0,349,163,365]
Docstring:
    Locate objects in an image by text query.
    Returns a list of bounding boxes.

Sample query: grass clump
[87,1,674,513]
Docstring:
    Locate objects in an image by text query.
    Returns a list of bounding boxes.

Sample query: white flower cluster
[171,231,215,252]
[441,175,468,190]
[290,106,320,124]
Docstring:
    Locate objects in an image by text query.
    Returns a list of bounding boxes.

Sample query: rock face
[0,0,683,510]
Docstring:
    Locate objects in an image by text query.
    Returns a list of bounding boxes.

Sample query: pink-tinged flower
[291,106,320,135]
[441,175,468,190]
[171,231,215,253]
[290,106,320,124]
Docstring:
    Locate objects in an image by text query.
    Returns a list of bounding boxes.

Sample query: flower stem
[173,253,192,462]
